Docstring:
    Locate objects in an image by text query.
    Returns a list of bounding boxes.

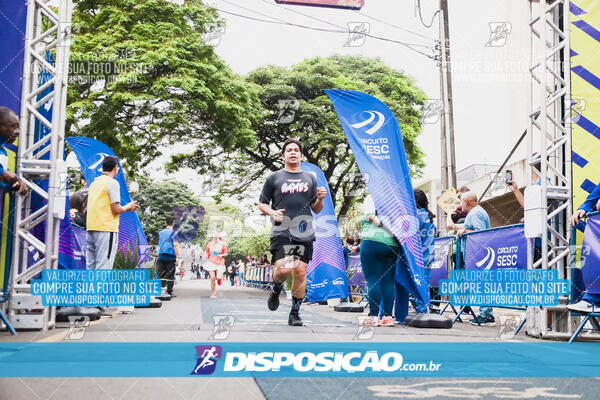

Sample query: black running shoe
[268,289,280,311]
[288,312,303,326]
[469,315,496,326]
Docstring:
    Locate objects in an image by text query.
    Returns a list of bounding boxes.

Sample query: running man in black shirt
[258,139,326,326]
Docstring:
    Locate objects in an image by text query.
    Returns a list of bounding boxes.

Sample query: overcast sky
[145,0,533,196]
[209,0,531,176]
[64,0,534,205]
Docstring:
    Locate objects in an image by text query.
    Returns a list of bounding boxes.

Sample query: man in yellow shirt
[86,156,139,269]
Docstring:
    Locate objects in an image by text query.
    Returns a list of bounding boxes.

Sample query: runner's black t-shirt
[259,169,318,242]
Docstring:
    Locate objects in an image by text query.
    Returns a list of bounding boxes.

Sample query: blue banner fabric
[0,3,26,286]
[25,52,86,270]
[464,225,527,270]
[302,162,348,301]
[324,89,428,304]
[431,237,452,288]
[0,3,27,112]
[346,253,365,287]
[66,137,150,264]
[582,214,600,294]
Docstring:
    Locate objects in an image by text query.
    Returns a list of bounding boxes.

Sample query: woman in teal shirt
[359,195,401,327]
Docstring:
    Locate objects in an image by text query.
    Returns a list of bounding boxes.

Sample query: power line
[353,10,436,42]
[416,0,440,29]
[211,5,435,59]
[263,0,433,49]
[221,0,293,25]
[259,0,347,30]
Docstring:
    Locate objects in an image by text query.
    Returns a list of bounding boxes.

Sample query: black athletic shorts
[270,236,314,264]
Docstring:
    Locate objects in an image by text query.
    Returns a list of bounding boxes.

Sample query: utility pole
[438,7,448,232]
[440,0,457,189]
[438,5,448,192]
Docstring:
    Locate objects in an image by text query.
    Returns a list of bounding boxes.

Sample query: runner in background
[205,233,228,298]
[228,262,237,286]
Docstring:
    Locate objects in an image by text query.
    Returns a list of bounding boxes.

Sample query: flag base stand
[405,314,453,329]
[334,303,365,313]
[135,298,162,308]
[55,307,101,322]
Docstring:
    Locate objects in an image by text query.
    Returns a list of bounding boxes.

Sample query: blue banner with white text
[302,162,348,301]
[325,89,428,304]
[464,225,527,270]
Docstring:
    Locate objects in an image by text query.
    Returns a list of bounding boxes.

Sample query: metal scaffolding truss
[6,0,72,330]
[526,0,579,339]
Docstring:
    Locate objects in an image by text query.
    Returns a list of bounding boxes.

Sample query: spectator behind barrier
[453,191,495,326]
[568,182,600,314]
[445,186,469,237]
[0,106,28,196]
[450,186,470,224]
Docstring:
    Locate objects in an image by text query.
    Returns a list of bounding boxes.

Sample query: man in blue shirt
[568,183,600,313]
[459,192,491,234]
[454,192,494,326]
[569,183,600,227]
[0,107,27,195]
[157,216,180,297]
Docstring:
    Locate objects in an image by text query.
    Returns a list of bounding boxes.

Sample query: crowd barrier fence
[244,265,273,291]
[569,211,600,342]
[445,224,529,328]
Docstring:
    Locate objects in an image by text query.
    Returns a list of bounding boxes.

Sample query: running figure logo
[344,22,370,47]
[354,317,375,340]
[420,99,442,124]
[64,316,90,340]
[208,316,234,340]
[495,316,521,340]
[191,345,223,375]
[485,22,512,47]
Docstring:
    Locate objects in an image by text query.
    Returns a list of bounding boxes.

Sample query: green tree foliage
[225,233,270,266]
[133,177,204,244]
[198,201,248,246]
[171,55,427,217]
[134,176,255,248]
[67,0,260,173]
